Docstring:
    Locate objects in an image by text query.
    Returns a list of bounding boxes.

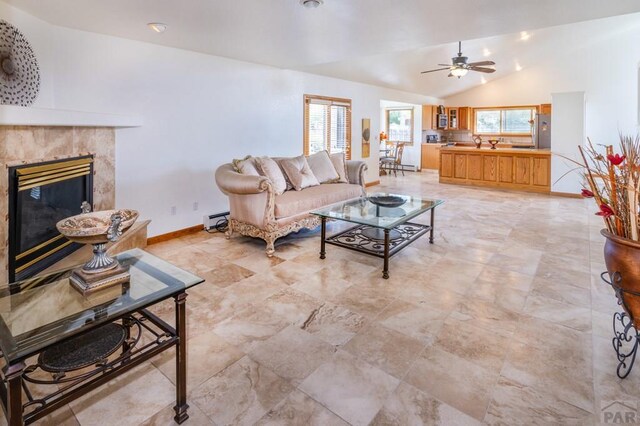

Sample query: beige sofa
[215,159,367,256]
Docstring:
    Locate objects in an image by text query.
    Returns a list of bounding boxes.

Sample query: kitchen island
[439,146,551,193]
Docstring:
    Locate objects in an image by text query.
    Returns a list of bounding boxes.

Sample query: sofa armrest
[346,160,368,188]
[215,164,270,195]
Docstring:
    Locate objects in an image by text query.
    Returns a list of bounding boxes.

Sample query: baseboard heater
[203,211,230,231]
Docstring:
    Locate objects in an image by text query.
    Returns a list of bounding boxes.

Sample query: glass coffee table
[312,194,443,279]
[0,249,204,425]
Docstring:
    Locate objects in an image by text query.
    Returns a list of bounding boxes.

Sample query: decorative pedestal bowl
[56,209,139,295]
[488,139,499,149]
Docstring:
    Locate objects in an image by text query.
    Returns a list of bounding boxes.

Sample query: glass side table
[0,249,204,425]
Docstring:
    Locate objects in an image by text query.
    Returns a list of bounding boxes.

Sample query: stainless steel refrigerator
[533,114,551,149]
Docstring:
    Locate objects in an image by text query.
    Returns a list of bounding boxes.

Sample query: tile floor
[9,170,637,425]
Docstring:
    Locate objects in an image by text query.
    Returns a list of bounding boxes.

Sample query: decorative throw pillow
[280,155,320,191]
[232,156,260,176]
[307,150,340,183]
[273,158,294,191]
[330,152,349,183]
[255,157,287,195]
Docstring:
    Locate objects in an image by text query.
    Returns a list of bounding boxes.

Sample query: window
[386,108,413,143]
[474,106,537,135]
[304,95,351,159]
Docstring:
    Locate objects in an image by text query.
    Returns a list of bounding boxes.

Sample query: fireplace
[8,156,94,282]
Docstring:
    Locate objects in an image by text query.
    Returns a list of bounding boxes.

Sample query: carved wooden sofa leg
[225,221,234,239]
[265,234,276,257]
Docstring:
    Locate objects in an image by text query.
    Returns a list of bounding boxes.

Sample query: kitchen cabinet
[458,107,471,131]
[439,146,551,193]
[447,107,458,130]
[421,143,442,170]
[421,105,434,131]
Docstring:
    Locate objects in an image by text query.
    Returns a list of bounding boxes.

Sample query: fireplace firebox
[8,156,94,282]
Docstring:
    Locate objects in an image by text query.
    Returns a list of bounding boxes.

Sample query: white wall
[1,2,440,236]
[551,92,585,193]
[445,13,640,153]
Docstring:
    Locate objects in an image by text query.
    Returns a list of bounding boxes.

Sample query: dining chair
[380,142,405,176]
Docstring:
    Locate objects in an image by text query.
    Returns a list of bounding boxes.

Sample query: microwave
[437,114,448,129]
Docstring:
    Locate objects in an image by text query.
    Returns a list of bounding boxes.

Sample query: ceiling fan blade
[437,64,452,67]
[421,68,451,74]
[447,73,454,78]
[469,67,496,73]
[467,60,495,67]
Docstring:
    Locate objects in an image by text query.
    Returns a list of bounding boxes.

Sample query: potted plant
[579,134,640,328]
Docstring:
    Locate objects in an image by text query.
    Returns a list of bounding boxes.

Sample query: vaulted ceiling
[5,0,640,97]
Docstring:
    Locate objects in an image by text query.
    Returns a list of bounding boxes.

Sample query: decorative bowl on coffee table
[368,195,406,208]
[56,209,139,295]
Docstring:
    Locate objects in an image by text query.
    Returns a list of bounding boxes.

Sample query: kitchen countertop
[439,146,551,154]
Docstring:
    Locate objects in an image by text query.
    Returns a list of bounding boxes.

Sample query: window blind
[304,95,351,159]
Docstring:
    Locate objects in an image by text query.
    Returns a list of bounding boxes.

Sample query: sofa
[215,152,367,256]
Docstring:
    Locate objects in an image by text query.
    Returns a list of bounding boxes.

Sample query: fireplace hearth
[8,156,94,282]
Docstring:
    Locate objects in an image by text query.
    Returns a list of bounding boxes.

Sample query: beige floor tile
[299,350,399,426]
[370,382,480,426]
[232,253,286,273]
[530,276,591,308]
[152,332,244,389]
[248,325,335,385]
[69,363,175,426]
[330,284,395,319]
[434,319,510,374]
[485,377,592,425]
[488,253,541,276]
[450,299,521,338]
[343,323,426,379]
[263,288,324,326]
[197,263,254,288]
[405,345,498,420]
[300,302,367,346]
[523,294,592,332]
[190,356,293,426]
[290,269,353,300]
[376,299,447,344]
[212,302,291,353]
[255,389,349,426]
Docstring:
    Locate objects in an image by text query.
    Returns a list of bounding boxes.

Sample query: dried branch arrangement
[579,134,640,240]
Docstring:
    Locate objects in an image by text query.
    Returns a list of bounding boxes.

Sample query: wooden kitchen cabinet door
[532,157,551,187]
[467,155,482,180]
[483,155,498,181]
[440,153,453,177]
[514,157,531,185]
[454,154,467,178]
[422,105,433,131]
[458,107,470,130]
[498,156,514,183]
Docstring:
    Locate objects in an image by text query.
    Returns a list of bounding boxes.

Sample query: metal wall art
[0,20,40,106]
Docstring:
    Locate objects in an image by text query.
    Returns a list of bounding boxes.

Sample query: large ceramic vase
[602,229,640,328]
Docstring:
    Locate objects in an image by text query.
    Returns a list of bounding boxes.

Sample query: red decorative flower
[607,154,626,166]
[581,189,594,198]
[596,204,615,218]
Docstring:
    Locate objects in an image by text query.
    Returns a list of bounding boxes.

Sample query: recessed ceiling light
[520,31,530,41]
[481,77,487,84]
[515,63,523,72]
[147,23,168,33]
[300,0,323,8]
[482,48,491,57]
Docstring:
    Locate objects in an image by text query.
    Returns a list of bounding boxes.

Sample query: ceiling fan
[421,41,496,78]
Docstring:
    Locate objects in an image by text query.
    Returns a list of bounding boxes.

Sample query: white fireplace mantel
[0,105,142,127]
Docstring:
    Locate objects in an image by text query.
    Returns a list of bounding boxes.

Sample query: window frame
[303,94,352,159]
[385,108,414,145]
[473,105,538,136]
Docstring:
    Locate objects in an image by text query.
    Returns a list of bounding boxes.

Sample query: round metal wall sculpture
[0,20,40,106]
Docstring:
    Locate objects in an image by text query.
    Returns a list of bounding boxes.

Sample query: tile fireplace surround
[0,126,116,284]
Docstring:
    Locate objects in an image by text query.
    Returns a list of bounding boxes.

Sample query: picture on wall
[362,118,371,158]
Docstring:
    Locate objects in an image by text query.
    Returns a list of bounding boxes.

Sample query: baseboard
[147,224,203,245]
[365,180,380,187]
[550,191,583,199]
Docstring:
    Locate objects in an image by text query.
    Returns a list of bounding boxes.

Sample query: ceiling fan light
[300,0,323,8]
[147,23,168,33]
[450,67,468,78]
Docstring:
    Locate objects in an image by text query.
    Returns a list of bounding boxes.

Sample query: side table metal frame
[0,291,190,425]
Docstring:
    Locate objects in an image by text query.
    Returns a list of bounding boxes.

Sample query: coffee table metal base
[320,219,432,279]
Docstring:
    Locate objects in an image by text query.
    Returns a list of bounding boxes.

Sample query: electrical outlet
[171,206,177,216]
[193,201,199,211]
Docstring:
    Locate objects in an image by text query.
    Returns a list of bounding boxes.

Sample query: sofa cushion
[330,152,349,183]
[232,156,260,176]
[255,157,287,195]
[307,151,340,183]
[280,155,320,191]
[274,183,363,219]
